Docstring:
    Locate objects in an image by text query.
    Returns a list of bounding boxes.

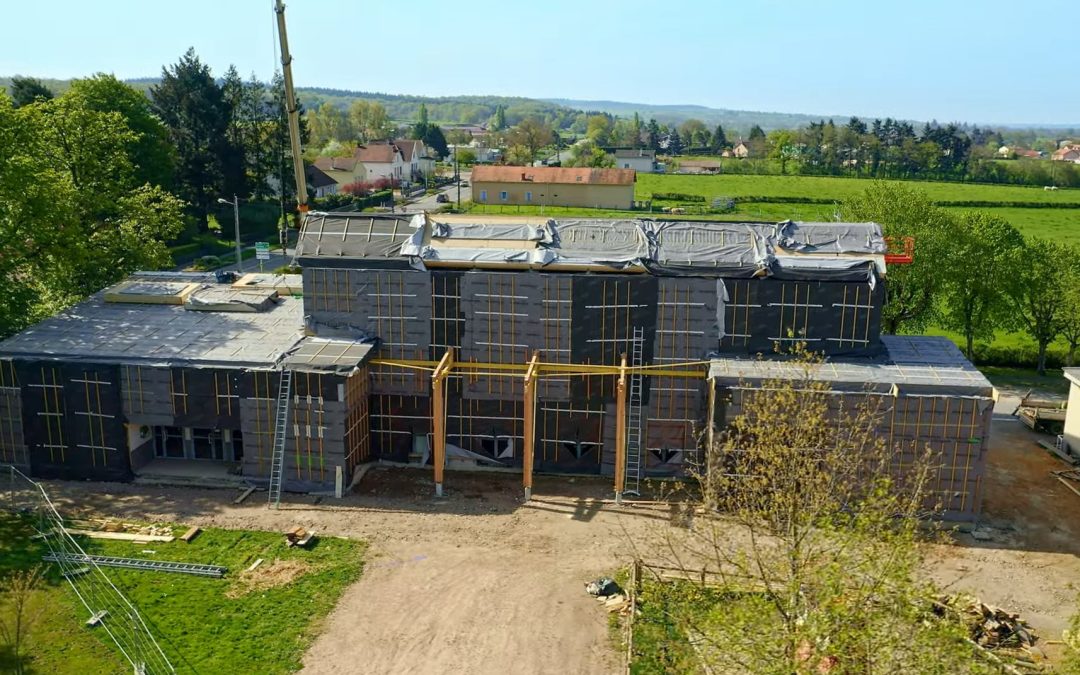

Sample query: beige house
[471,166,636,210]
[733,141,750,159]
[1065,369,1080,456]
[1052,145,1080,163]
[312,155,366,187]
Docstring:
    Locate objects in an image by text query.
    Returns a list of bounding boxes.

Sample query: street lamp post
[217,196,243,273]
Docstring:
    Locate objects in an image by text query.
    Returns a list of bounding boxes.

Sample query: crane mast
[274,0,308,215]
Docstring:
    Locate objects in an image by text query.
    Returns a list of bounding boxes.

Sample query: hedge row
[650,192,707,202]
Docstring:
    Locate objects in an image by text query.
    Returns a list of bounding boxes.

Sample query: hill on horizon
[4,76,1075,133]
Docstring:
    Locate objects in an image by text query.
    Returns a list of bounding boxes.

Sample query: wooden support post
[523,351,540,501]
[706,376,716,460]
[432,348,455,497]
[614,353,628,502]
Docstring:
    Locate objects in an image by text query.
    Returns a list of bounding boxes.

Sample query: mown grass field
[0,513,365,674]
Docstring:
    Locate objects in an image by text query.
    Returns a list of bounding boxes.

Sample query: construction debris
[65,528,174,544]
[934,594,1044,670]
[284,526,315,548]
[1053,470,1080,499]
[1013,392,1067,435]
[180,526,201,543]
[233,487,257,504]
[86,610,108,627]
[585,577,622,598]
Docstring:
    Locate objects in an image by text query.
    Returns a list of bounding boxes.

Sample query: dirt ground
[43,405,1080,674]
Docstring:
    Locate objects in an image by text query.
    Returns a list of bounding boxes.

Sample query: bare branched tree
[637,345,989,673]
[0,565,48,675]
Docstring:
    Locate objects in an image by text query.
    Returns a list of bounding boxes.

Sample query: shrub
[192,255,221,271]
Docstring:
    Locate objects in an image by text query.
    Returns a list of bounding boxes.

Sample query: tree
[767,129,797,174]
[347,100,391,142]
[0,566,49,675]
[151,48,235,230]
[1007,237,1071,374]
[491,104,507,132]
[417,102,429,127]
[641,345,983,673]
[0,90,185,338]
[1060,256,1080,366]
[712,124,728,152]
[309,101,349,145]
[566,139,614,168]
[585,114,612,146]
[631,112,643,148]
[843,182,958,334]
[421,125,449,159]
[748,124,766,141]
[66,74,176,189]
[507,117,554,164]
[678,119,707,148]
[941,212,1025,360]
[9,76,53,107]
[456,148,477,166]
[646,118,661,152]
[666,128,684,155]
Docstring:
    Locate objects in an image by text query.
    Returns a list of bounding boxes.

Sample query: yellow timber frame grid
[371,350,713,500]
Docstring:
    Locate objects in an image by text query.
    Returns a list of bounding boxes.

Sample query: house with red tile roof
[471,166,636,210]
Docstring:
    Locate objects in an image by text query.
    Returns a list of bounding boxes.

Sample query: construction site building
[0,214,994,520]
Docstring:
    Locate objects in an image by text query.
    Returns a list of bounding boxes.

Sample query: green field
[0,514,365,674]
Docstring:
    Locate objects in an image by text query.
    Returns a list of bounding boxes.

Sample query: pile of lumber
[934,594,1044,671]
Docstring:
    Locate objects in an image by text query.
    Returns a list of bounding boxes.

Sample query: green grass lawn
[0,513,365,674]
[636,173,1080,205]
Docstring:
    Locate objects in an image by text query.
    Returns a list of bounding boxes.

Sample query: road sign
[255,242,271,260]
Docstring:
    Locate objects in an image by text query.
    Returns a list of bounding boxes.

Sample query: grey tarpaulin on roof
[773,220,887,254]
[771,257,878,287]
[548,219,650,266]
[642,220,772,277]
[296,212,416,260]
[428,219,555,244]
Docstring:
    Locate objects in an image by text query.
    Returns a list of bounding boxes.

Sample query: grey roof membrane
[709,335,993,396]
[296,212,415,259]
[0,291,305,369]
[317,213,887,279]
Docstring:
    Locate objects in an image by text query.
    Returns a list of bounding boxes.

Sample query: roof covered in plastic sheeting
[708,335,993,397]
[298,212,887,280]
[295,212,416,261]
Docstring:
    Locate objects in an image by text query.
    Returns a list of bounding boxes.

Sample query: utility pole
[217,196,243,273]
[455,153,461,210]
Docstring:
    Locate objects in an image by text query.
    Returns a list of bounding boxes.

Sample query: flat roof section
[709,335,993,397]
[0,292,305,369]
[281,338,375,374]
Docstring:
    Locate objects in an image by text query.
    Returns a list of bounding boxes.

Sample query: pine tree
[151,48,235,229]
[712,124,728,152]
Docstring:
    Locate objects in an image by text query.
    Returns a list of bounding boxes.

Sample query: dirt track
[44,412,1080,673]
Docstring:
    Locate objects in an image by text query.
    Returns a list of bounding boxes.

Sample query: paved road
[402,173,472,213]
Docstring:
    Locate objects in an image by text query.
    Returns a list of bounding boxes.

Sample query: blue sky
[3,0,1078,125]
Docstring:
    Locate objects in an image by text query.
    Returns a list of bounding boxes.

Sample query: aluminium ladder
[267,369,293,509]
[623,327,646,497]
[43,553,227,578]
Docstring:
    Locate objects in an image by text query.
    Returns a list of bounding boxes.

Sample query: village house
[306,164,339,198]
[312,155,366,187]
[1052,145,1080,163]
[471,166,636,210]
[611,149,657,173]
[354,142,405,183]
[393,139,435,183]
[733,141,750,159]
[678,159,722,174]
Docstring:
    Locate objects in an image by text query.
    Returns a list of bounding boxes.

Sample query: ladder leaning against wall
[267,369,293,509]
[623,326,646,497]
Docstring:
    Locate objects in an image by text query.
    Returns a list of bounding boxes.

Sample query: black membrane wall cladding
[17,361,130,481]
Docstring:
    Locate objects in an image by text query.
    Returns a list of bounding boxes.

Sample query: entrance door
[192,429,225,460]
[155,427,185,459]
